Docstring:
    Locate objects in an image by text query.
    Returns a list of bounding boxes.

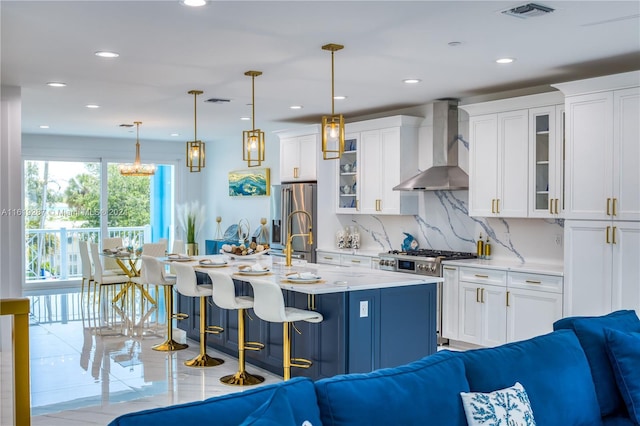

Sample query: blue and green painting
[228,168,270,196]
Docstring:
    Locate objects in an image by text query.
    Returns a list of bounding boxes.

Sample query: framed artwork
[228,168,270,197]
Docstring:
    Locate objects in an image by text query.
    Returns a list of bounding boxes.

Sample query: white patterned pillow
[460,382,536,426]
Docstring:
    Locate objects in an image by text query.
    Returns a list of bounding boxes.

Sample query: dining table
[100,251,156,305]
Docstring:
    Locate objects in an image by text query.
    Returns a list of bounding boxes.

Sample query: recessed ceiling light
[181,0,207,6]
[448,41,462,47]
[496,58,515,64]
[333,96,347,100]
[403,79,421,84]
[170,133,180,137]
[240,117,251,121]
[85,104,100,109]
[46,82,66,87]
[95,51,119,58]
[39,125,49,129]
[289,105,303,110]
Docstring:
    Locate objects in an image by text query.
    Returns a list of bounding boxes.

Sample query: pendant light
[242,70,265,167]
[119,121,156,176]
[321,43,345,160]
[186,90,205,172]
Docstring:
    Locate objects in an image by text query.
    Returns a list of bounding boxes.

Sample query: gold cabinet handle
[491,199,495,213]
[607,198,611,216]
[612,226,617,244]
[323,256,334,260]
[351,259,361,263]
[293,167,299,178]
[555,198,560,214]
[613,198,617,216]
[525,280,541,284]
[549,199,553,214]
[375,199,382,211]
[506,291,510,307]
[606,226,611,244]
[474,274,489,278]
[476,287,480,303]
[481,288,485,303]
[443,266,456,271]
[496,199,500,214]
[356,199,359,211]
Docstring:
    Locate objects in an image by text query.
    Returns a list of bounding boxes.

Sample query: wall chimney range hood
[393,100,468,191]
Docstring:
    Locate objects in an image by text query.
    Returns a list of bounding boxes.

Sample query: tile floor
[2,287,281,425]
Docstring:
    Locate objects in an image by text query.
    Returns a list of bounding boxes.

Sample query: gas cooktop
[382,249,477,261]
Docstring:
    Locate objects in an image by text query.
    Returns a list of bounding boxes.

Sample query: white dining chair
[246,278,323,380]
[90,243,131,333]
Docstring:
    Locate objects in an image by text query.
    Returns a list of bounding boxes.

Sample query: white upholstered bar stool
[172,262,224,366]
[207,271,264,385]
[247,278,323,381]
[141,255,188,352]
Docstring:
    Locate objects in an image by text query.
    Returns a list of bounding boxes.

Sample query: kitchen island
[176,257,441,380]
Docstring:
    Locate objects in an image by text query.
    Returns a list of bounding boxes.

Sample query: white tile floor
[2,288,282,425]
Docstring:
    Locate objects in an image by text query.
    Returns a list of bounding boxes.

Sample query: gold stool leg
[185,296,224,367]
[153,285,188,351]
[283,322,291,380]
[221,309,264,385]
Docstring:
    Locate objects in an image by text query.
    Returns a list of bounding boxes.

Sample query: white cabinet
[277,125,320,183]
[463,92,565,218]
[555,77,639,221]
[457,268,507,346]
[528,105,565,218]
[336,116,421,215]
[444,264,564,347]
[564,220,640,316]
[316,250,376,269]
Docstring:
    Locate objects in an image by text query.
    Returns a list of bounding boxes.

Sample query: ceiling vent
[205,98,231,103]
[501,3,554,19]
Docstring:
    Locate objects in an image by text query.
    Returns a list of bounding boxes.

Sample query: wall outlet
[359,300,368,318]
[555,234,563,246]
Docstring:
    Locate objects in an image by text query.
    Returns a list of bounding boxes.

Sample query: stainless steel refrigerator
[270,182,317,263]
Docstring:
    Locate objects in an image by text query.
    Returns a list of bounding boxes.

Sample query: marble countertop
[183,255,441,295]
[441,258,564,276]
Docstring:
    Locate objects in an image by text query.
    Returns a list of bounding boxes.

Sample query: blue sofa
[109,310,640,426]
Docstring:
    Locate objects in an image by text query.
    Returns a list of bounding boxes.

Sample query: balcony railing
[25,226,151,281]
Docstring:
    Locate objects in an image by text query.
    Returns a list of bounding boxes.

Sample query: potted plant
[177,201,205,256]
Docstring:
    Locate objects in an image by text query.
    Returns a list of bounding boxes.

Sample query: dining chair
[173,262,224,366]
[247,278,323,380]
[79,241,93,301]
[90,243,131,333]
[172,239,186,255]
[141,255,188,351]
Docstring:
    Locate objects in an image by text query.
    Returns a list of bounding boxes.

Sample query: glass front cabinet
[529,104,565,218]
[337,135,358,213]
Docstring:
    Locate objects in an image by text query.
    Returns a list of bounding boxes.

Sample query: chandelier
[242,70,265,167]
[119,121,156,176]
[186,90,205,172]
[321,43,345,160]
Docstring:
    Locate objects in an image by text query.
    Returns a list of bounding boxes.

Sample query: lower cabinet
[442,265,563,347]
[177,277,436,380]
[316,250,377,269]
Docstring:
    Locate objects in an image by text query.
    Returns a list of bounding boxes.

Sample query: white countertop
[180,255,441,295]
[441,258,564,276]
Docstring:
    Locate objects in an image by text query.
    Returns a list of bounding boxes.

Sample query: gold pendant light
[186,90,205,172]
[321,43,345,160]
[119,121,156,176]
[242,70,265,167]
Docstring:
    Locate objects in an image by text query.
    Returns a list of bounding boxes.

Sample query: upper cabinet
[462,92,565,218]
[553,73,639,221]
[276,125,321,183]
[336,115,422,215]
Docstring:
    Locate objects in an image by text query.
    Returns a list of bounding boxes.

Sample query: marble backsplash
[327,191,564,265]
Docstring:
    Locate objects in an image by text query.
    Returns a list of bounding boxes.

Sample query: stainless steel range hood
[393,100,468,191]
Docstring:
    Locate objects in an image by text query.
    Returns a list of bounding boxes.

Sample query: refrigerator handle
[281,187,290,244]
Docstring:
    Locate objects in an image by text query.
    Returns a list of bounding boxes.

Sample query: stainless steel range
[379,249,477,345]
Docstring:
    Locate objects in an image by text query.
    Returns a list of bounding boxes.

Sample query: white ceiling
[2,1,639,146]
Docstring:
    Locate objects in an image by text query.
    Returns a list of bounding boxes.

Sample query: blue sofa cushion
[108,377,321,426]
[458,330,602,426]
[315,350,470,426]
[605,328,640,424]
[554,309,640,417]
[239,386,297,426]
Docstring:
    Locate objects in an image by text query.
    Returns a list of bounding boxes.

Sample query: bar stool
[141,255,188,352]
[172,262,224,367]
[207,271,265,385]
[247,278,323,380]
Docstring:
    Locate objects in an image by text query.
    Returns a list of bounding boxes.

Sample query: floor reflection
[20,287,281,425]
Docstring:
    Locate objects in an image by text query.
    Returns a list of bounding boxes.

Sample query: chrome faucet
[285,210,313,267]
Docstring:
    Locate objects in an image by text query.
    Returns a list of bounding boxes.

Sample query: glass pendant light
[186,90,205,172]
[321,43,345,160]
[119,121,156,176]
[242,71,265,167]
